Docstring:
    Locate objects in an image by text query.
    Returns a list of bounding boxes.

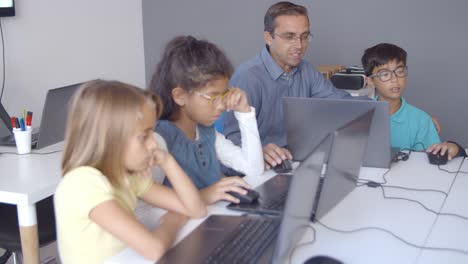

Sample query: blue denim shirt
[223,46,353,147]
[156,120,221,189]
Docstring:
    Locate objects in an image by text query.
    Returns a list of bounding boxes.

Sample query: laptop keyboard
[263,191,288,211]
[204,218,280,264]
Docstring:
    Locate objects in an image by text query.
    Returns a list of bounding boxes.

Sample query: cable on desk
[437,157,468,174]
[358,168,391,186]
[375,182,468,222]
[288,224,316,264]
[316,219,468,256]
[380,184,448,197]
[0,150,62,155]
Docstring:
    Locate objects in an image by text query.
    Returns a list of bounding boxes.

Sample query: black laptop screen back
[0,102,13,138]
[283,97,390,168]
[315,109,373,221]
[36,83,81,149]
[272,134,334,264]
[273,109,374,263]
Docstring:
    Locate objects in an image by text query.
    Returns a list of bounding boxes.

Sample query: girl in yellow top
[54,80,206,263]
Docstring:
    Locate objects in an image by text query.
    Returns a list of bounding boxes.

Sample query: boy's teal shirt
[375,96,440,151]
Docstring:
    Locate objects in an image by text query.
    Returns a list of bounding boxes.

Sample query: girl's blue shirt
[156,120,221,189]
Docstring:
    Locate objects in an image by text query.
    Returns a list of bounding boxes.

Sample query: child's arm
[89,200,187,261]
[216,88,264,175]
[140,149,207,218]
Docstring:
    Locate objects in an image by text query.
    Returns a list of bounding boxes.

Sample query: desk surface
[107,152,468,264]
[417,157,468,264]
[0,143,63,206]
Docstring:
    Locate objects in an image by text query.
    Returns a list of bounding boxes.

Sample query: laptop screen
[272,134,334,263]
[273,109,374,263]
[283,97,390,168]
[315,109,373,221]
[35,82,81,149]
[0,102,12,138]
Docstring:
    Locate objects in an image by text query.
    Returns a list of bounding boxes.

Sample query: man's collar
[260,46,298,80]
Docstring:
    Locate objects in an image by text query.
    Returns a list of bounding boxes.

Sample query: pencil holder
[13,129,32,154]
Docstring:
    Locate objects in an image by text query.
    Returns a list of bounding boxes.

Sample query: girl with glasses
[149,35,264,204]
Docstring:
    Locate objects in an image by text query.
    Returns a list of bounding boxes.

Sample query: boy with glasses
[362,43,440,151]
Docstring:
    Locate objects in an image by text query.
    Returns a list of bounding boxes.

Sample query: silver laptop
[157,110,374,264]
[284,97,392,168]
[227,109,374,216]
[0,82,81,149]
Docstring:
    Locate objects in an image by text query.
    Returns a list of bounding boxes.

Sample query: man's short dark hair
[361,43,407,76]
[264,1,308,34]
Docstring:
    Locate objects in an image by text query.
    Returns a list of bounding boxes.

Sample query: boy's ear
[366,76,375,87]
[264,31,273,46]
[171,87,187,106]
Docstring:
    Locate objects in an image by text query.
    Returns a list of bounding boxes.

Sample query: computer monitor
[283,97,391,168]
[0,0,15,17]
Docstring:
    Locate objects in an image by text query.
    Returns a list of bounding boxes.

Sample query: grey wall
[1,0,145,126]
[143,0,468,147]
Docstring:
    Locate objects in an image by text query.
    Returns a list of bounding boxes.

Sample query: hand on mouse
[427,142,460,160]
[263,143,293,170]
[200,176,251,204]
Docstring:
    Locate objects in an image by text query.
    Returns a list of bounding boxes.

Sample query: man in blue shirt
[223,1,354,169]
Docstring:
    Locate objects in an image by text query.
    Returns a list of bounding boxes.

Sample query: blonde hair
[62,80,162,187]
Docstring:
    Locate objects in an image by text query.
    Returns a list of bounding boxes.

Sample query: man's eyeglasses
[272,32,313,44]
[370,66,408,82]
[191,89,231,105]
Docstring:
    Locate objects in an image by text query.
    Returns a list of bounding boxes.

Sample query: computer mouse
[272,159,293,173]
[427,152,448,165]
[227,188,260,204]
[304,255,344,264]
[222,166,246,177]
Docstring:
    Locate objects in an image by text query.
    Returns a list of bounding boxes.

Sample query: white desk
[107,152,468,264]
[417,156,468,264]
[0,143,63,264]
[291,153,465,264]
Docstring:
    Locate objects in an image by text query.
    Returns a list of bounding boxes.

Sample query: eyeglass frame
[271,31,314,44]
[369,66,408,82]
[191,89,231,105]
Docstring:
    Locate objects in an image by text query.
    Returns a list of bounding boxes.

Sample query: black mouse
[427,152,448,165]
[272,159,293,173]
[227,188,259,204]
[304,255,344,264]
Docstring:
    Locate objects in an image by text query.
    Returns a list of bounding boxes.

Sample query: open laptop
[0,82,81,149]
[283,97,394,168]
[227,109,374,216]
[158,110,373,263]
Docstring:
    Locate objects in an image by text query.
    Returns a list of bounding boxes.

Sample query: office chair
[0,196,56,264]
